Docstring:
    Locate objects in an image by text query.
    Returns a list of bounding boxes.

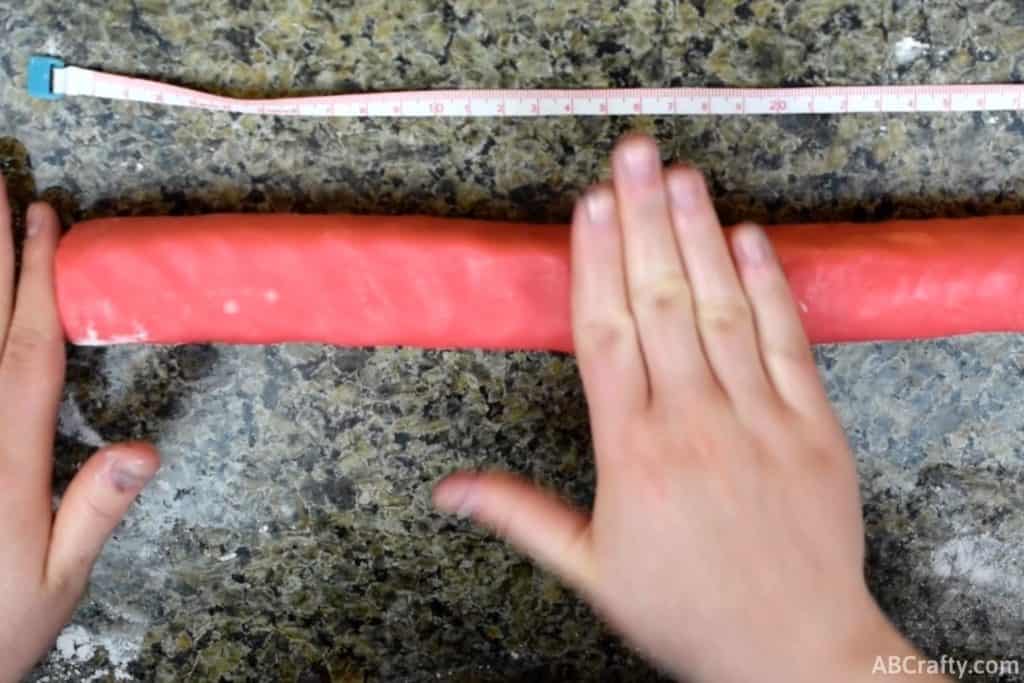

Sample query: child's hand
[434,135,938,682]
[0,175,160,682]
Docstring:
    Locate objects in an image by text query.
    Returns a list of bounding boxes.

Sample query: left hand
[0,174,161,682]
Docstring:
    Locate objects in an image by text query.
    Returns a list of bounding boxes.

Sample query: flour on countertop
[932,534,1024,595]
[52,623,143,681]
[893,37,930,66]
[57,394,106,449]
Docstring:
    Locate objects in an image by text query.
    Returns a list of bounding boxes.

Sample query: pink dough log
[54,213,1024,349]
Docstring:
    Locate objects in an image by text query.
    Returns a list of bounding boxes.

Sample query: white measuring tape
[28,56,1024,118]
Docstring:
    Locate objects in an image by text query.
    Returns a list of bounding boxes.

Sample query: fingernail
[109,455,155,494]
[737,226,771,266]
[667,171,704,209]
[618,138,660,183]
[585,188,616,226]
[434,477,478,518]
[26,205,42,238]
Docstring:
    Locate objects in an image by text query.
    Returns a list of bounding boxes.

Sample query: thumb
[45,442,161,591]
[433,470,595,591]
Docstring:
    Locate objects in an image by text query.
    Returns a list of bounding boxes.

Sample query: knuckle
[3,326,63,368]
[763,340,814,368]
[794,442,851,486]
[0,464,15,490]
[560,518,592,558]
[485,507,515,542]
[760,279,796,308]
[750,402,795,438]
[697,298,752,337]
[85,493,121,522]
[673,167,707,195]
[575,313,636,356]
[632,275,692,316]
[46,560,90,599]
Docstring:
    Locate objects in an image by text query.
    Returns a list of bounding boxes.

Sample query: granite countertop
[3,1,1024,681]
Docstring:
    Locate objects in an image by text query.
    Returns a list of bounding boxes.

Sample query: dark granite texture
[2,0,1024,681]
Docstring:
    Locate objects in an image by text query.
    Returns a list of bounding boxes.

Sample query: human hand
[0,175,161,682]
[434,135,942,682]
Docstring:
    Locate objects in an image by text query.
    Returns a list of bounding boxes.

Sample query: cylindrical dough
[54,213,1024,349]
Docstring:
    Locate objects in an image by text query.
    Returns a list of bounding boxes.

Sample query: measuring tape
[28,55,1024,118]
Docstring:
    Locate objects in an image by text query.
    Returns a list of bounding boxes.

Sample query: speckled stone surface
[3,1,1024,681]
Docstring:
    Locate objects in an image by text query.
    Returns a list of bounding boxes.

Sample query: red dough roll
[55,213,1024,350]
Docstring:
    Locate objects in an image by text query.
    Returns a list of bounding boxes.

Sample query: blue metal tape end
[27,56,65,100]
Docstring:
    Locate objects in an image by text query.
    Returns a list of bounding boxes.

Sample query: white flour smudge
[53,623,144,681]
[58,394,107,449]
[893,37,930,66]
[932,534,1024,595]
[74,321,150,346]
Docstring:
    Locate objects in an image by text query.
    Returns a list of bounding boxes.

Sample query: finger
[45,442,160,592]
[731,224,827,410]
[0,175,14,353]
[609,136,713,403]
[0,203,65,485]
[434,470,595,592]
[663,168,772,407]
[572,187,648,436]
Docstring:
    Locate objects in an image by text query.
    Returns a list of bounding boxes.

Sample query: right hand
[434,135,945,682]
